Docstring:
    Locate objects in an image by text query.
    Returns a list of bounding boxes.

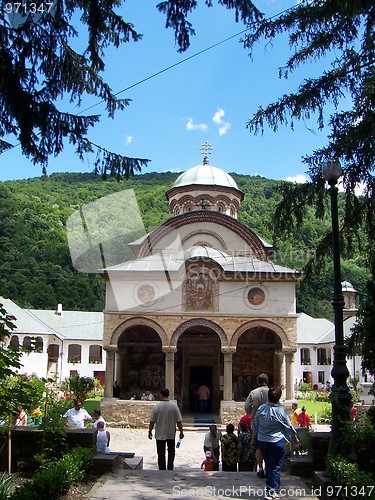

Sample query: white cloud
[285,174,309,183]
[213,108,231,136]
[186,118,208,132]
[125,135,133,146]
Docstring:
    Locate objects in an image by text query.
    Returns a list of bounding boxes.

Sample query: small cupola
[342,281,358,319]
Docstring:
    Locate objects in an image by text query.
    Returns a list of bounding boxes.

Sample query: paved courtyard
[86,428,325,499]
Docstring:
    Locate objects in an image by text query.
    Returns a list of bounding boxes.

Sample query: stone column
[283,349,296,400]
[222,348,236,401]
[115,350,121,386]
[104,346,116,398]
[275,350,285,389]
[162,347,176,400]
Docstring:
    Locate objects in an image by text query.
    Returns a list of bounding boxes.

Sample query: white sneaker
[264,491,280,500]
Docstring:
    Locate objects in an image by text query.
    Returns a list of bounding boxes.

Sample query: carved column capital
[221,346,236,355]
[162,346,177,354]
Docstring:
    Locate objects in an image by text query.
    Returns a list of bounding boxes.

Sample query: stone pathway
[86,428,323,499]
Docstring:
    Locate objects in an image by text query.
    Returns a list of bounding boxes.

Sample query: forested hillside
[0,172,369,317]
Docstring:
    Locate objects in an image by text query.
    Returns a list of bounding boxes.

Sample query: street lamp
[322,158,351,456]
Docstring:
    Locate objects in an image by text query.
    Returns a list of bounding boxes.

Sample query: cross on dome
[200,141,213,165]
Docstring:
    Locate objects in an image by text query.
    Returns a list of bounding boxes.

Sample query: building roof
[297,312,334,344]
[172,164,240,190]
[28,309,104,341]
[1,297,103,341]
[342,281,357,293]
[1,297,55,336]
[104,247,300,277]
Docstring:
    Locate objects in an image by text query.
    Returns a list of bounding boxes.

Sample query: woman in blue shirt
[251,387,299,500]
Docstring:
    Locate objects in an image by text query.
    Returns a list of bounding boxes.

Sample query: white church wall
[219,281,296,315]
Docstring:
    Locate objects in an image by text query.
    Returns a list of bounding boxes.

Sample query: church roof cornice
[137,210,272,260]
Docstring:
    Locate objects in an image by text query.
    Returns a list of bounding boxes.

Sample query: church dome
[166,151,244,219]
[173,164,240,190]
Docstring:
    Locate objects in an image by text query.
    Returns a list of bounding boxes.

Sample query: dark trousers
[258,439,285,493]
[156,439,175,470]
[199,399,208,412]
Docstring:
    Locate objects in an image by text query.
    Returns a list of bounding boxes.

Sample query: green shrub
[0,473,15,500]
[13,447,93,500]
[326,455,375,499]
[319,403,332,424]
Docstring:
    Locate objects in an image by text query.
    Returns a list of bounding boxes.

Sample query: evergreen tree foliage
[0,0,261,176]
[348,256,375,374]
[242,0,375,367]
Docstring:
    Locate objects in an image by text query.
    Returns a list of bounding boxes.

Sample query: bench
[92,452,142,474]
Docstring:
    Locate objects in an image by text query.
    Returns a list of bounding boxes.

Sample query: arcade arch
[232,326,282,401]
[173,322,223,413]
[116,325,164,399]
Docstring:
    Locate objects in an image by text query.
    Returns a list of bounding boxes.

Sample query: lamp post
[322,158,351,456]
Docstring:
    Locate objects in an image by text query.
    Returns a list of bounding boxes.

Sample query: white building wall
[219,281,296,315]
[61,341,105,381]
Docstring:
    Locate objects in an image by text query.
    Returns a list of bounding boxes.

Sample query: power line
[1,3,300,155]
[79,4,299,115]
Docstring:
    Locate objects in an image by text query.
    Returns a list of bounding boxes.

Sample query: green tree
[0,303,22,388]
[61,375,95,402]
[0,1,261,177]
[241,1,375,364]
[348,256,375,375]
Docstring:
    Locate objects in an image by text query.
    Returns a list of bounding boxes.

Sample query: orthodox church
[100,150,301,424]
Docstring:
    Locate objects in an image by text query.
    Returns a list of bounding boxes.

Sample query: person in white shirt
[63,400,92,428]
[96,421,111,454]
[92,409,106,429]
[203,424,222,471]
[148,388,184,470]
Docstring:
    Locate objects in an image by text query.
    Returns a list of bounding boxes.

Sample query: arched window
[89,345,102,364]
[184,202,193,213]
[10,335,19,349]
[217,202,225,213]
[23,336,32,352]
[35,336,43,353]
[300,348,311,365]
[317,348,327,365]
[68,344,81,364]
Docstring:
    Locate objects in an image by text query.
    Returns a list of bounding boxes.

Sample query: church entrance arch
[232,326,282,401]
[174,325,223,414]
[117,325,164,399]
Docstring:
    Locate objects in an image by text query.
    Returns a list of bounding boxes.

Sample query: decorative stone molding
[282,347,297,355]
[137,212,269,260]
[221,346,236,354]
[162,346,177,353]
[110,317,168,347]
[230,319,290,348]
[104,345,117,353]
[170,318,228,347]
[181,230,229,252]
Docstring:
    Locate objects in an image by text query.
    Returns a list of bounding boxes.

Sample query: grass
[83,397,101,415]
[297,399,331,423]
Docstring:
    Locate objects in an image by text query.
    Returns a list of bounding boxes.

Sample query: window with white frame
[317,348,327,365]
[300,348,311,365]
[67,344,81,364]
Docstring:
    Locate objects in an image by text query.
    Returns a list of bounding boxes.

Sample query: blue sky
[0,0,335,182]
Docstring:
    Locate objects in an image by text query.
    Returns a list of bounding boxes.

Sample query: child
[96,421,111,454]
[201,450,214,471]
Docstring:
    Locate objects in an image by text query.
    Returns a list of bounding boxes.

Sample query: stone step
[285,456,314,477]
